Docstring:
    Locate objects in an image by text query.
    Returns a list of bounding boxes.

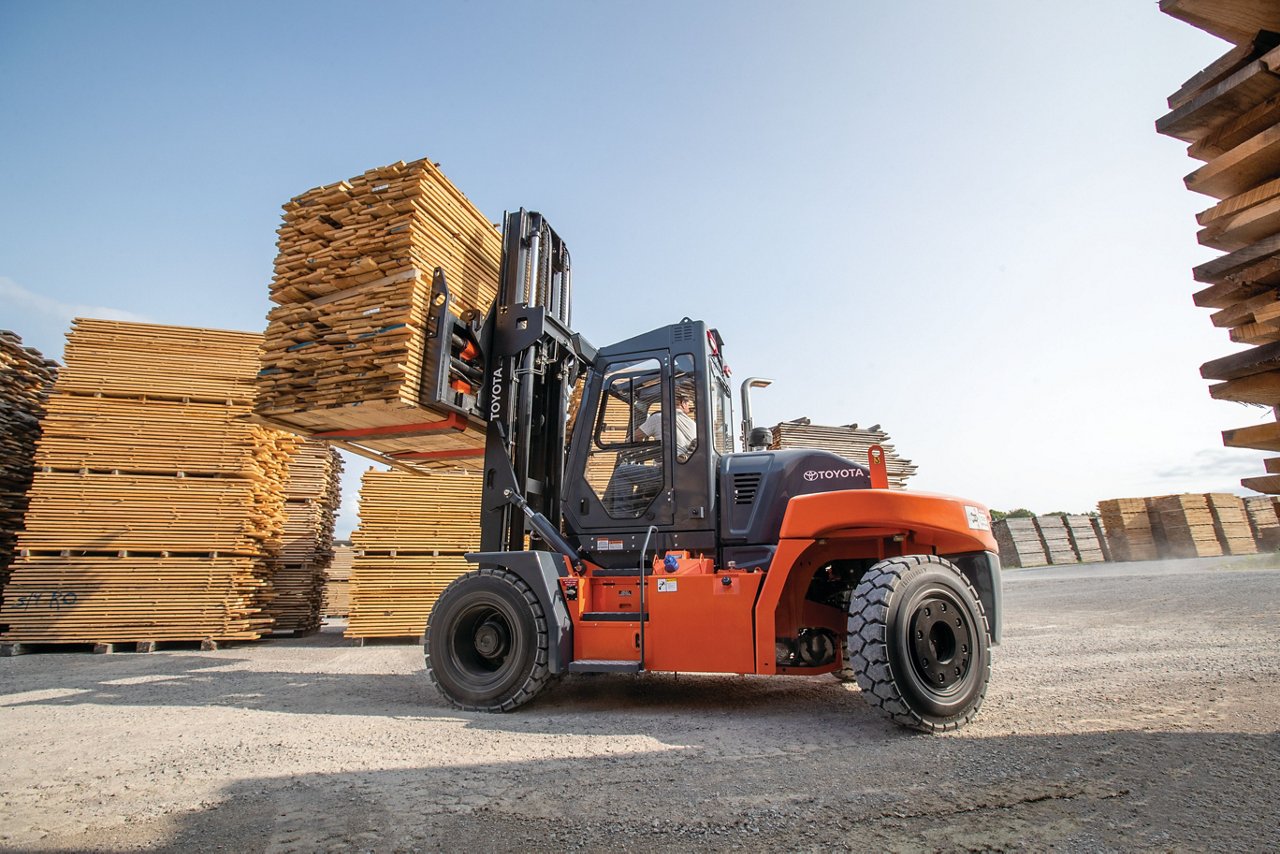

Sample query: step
[568,659,643,674]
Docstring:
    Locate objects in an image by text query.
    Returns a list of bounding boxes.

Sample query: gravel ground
[1,554,1277,852]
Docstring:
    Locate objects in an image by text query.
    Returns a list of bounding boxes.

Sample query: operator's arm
[634,410,661,442]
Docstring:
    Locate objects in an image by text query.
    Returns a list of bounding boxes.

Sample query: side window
[672,354,699,463]
[585,357,666,518]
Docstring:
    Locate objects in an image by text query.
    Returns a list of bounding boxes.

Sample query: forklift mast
[477,210,595,554]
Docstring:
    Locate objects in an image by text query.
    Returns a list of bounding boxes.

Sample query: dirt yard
[2,555,1277,852]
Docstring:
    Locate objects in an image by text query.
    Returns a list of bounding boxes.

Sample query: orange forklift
[421,211,1000,732]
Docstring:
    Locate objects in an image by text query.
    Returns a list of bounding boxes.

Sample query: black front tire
[847,555,991,733]
[424,568,551,712]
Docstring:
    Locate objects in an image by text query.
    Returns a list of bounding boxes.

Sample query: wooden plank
[1184,125,1280,200]
[1222,420,1280,450]
[1201,340,1280,380]
[1169,38,1266,110]
[1209,369,1280,403]
[1242,473,1280,493]
[1199,193,1280,250]
[1161,0,1280,46]
[1157,47,1280,142]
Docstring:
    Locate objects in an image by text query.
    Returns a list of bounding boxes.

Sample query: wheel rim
[448,602,520,688]
[906,589,974,698]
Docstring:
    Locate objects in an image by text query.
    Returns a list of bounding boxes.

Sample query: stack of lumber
[347,468,480,638]
[992,518,1048,568]
[0,332,57,602]
[1033,515,1078,564]
[323,543,353,617]
[1148,494,1224,558]
[1098,498,1162,562]
[266,441,344,634]
[1245,494,1280,548]
[1064,515,1108,563]
[256,157,500,472]
[0,319,297,644]
[1206,492,1259,554]
[1158,2,1280,493]
[769,420,918,489]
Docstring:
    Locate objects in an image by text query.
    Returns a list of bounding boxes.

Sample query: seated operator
[634,391,697,461]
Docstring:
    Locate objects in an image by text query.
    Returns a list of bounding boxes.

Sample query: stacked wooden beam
[992,518,1048,568]
[1245,494,1280,548]
[255,157,500,472]
[1064,515,1108,563]
[1205,492,1259,554]
[346,469,480,639]
[1098,498,1162,562]
[1034,515,1077,564]
[1149,494,1225,558]
[265,441,344,635]
[769,420,918,489]
[322,543,353,617]
[0,332,57,604]
[1158,3,1280,494]
[0,319,297,645]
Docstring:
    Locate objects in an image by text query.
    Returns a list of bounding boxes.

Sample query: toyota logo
[804,471,819,481]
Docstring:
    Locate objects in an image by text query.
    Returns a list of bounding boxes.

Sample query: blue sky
[0,1,1262,535]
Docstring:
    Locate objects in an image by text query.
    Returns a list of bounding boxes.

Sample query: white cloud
[0,276,152,325]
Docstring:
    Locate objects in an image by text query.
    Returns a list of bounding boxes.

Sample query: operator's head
[676,391,693,412]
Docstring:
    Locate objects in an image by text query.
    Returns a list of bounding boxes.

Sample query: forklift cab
[562,319,734,567]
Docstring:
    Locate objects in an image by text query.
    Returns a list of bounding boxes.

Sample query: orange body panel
[565,490,993,677]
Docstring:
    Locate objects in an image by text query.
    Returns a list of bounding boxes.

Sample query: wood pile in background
[769,420,918,488]
[1098,498,1162,562]
[0,332,57,605]
[1158,2,1280,494]
[323,543,353,617]
[266,441,343,635]
[1245,494,1280,548]
[1206,492,1258,554]
[0,319,297,644]
[992,518,1048,568]
[347,469,480,638]
[1149,494,1224,558]
[993,515,1109,568]
[1065,515,1109,563]
[255,157,500,473]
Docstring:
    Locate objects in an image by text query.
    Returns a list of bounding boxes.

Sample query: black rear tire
[847,555,991,733]
[424,568,551,712]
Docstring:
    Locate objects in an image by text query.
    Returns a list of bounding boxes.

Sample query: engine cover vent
[733,472,762,505]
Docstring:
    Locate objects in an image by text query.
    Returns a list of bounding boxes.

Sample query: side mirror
[748,427,772,450]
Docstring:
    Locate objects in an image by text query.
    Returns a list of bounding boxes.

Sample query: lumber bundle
[265,441,343,634]
[992,518,1048,568]
[1098,498,1162,562]
[1065,515,1109,563]
[1245,494,1280,548]
[0,319,298,645]
[346,469,480,638]
[256,157,500,473]
[1205,492,1259,554]
[1034,515,1078,565]
[0,332,57,603]
[1149,494,1225,558]
[769,420,918,489]
[323,543,353,617]
[1158,8,1280,494]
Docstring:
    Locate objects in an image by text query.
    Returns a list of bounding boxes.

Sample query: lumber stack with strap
[322,543,353,617]
[0,319,297,644]
[255,157,500,473]
[1158,6,1280,493]
[346,468,480,639]
[0,332,58,605]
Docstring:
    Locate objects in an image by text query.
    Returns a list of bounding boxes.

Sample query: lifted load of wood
[255,157,502,473]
